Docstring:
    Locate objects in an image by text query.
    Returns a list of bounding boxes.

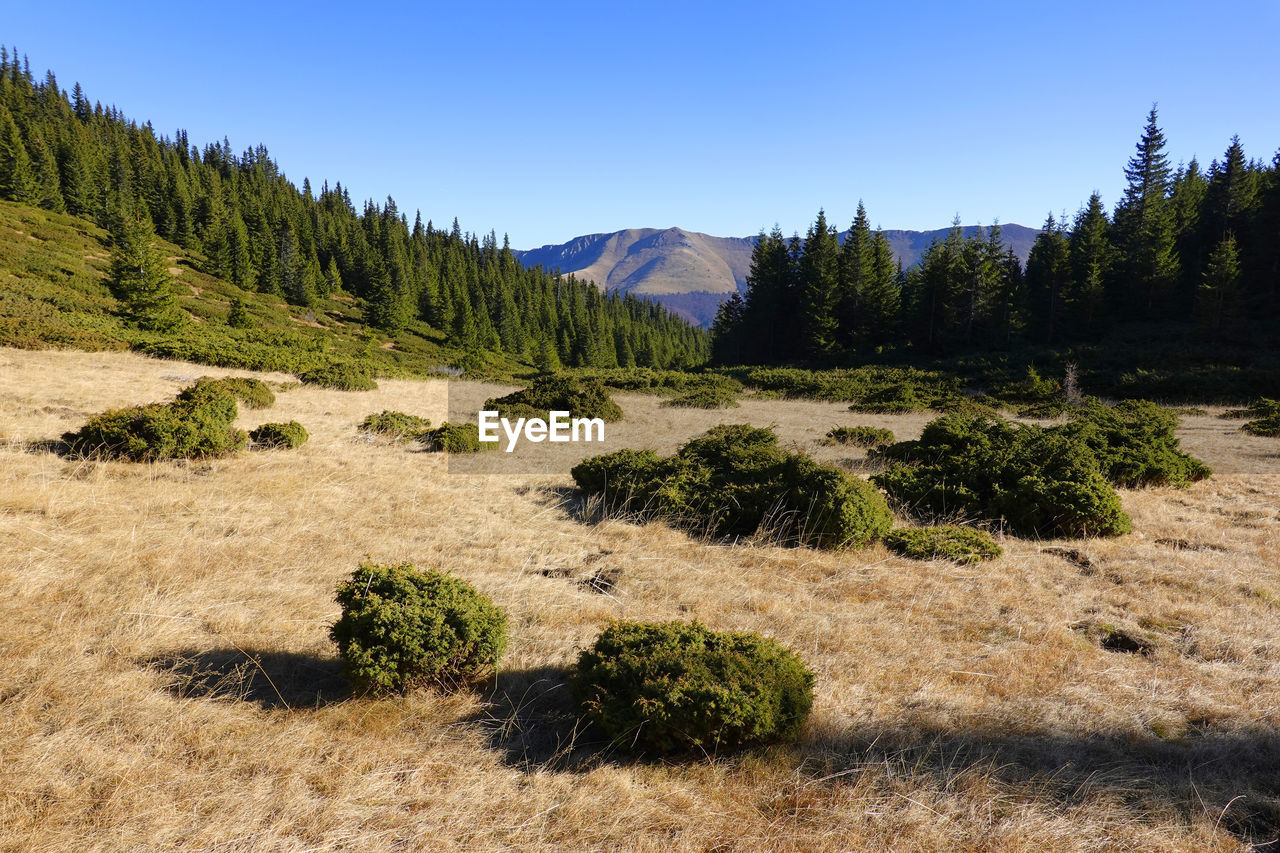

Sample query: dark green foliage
[825,426,895,448]
[62,380,246,461]
[420,421,488,453]
[300,362,378,391]
[884,526,1002,564]
[359,410,432,439]
[485,375,623,422]
[249,420,307,449]
[1238,401,1280,436]
[329,561,507,695]
[184,376,275,410]
[735,365,962,407]
[571,620,814,755]
[110,212,179,331]
[0,51,708,377]
[227,296,252,329]
[872,414,1132,538]
[661,386,739,409]
[571,424,892,549]
[1064,399,1211,487]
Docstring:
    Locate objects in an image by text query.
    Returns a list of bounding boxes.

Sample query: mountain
[516,224,1041,326]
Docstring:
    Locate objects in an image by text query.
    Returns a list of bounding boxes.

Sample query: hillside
[2,346,1278,851]
[516,224,1040,325]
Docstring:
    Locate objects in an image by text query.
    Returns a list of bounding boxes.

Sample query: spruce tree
[1196,234,1242,337]
[837,202,873,347]
[1112,106,1179,318]
[1066,193,1113,337]
[0,105,37,204]
[798,209,840,357]
[110,212,179,330]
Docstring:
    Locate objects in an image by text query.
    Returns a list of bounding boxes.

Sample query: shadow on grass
[469,664,620,773]
[147,648,349,710]
[807,722,1280,847]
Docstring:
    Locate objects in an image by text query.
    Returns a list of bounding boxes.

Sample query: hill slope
[516,224,1041,325]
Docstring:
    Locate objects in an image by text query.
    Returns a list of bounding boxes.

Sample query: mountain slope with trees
[0,47,708,374]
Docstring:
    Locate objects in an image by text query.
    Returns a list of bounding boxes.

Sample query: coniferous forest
[0,48,708,372]
[712,107,1280,373]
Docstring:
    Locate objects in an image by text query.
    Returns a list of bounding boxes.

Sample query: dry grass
[1,347,1278,852]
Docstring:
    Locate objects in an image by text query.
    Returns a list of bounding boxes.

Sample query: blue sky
[6,1,1278,247]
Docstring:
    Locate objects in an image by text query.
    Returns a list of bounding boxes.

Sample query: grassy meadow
[1,346,1278,851]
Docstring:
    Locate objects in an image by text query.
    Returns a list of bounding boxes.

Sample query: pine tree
[1112,106,1179,318]
[798,209,840,357]
[227,295,252,328]
[1024,214,1070,344]
[1196,234,1242,337]
[1066,193,1112,337]
[0,105,37,204]
[837,202,873,347]
[27,131,64,212]
[861,230,900,343]
[110,212,179,330]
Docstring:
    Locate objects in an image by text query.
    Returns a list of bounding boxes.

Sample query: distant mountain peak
[515,223,1039,326]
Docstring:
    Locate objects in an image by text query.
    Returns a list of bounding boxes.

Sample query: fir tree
[1112,106,1179,318]
[110,212,179,330]
[1196,234,1242,337]
[0,105,37,204]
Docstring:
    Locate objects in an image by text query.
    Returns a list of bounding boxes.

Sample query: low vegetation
[825,425,895,448]
[358,410,433,439]
[1066,399,1212,487]
[660,386,740,409]
[329,561,507,694]
[300,362,378,391]
[572,424,892,548]
[884,525,1003,564]
[873,414,1132,538]
[420,422,488,453]
[1224,399,1280,436]
[62,379,246,461]
[248,421,308,449]
[571,620,814,755]
[485,375,623,422]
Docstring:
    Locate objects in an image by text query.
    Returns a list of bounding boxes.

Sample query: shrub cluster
[330,561,507,694]
[571,620,814,755]
[420,421,489,453]
[825,426,894,448]
[183,376,275,410]
[300,362,378,391]
[872,414,1132,538]
[249,420,308,449]
[884,526,1002,564]
[661,386,740,409]
[733,365,962,408]
[1064,399,1211,487]
[588,368,742,396]
[485,375,623,422]
[571,424,892,548]
[359,410,432,439]
[62,380,246,461]
[1223,399,1280,436]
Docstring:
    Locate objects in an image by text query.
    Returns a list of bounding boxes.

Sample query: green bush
[420,421,489,453]
[825,426,895,448]
[62,380,247,461]
[249,420,308,449]
[571,424,892,549]
[571,620,814,755]
[734,365,962,407]
[1065,399,1211,487]
[661,386,740,409]
[300,362,378,391]
[1220,398,1280,420]
[359,410,432,439]
[1242,413,1280,437]
[485,375,623,422]
[181,376,275,410]
[884,526,1002,564]
[872,414,1131,538]
[329,561,507,694]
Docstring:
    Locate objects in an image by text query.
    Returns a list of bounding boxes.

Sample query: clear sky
[6,1,1278,248]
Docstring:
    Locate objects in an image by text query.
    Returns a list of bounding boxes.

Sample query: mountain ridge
[516,223,1040,326]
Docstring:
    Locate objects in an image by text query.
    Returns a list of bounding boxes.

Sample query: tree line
[713,107,1280,364]
[0,48,708,370]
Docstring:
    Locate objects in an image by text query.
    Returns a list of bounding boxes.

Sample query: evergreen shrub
[571,620,814,755]
[330,561,507,694]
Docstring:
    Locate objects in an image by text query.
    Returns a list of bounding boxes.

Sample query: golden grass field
[1,346,1278,852]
